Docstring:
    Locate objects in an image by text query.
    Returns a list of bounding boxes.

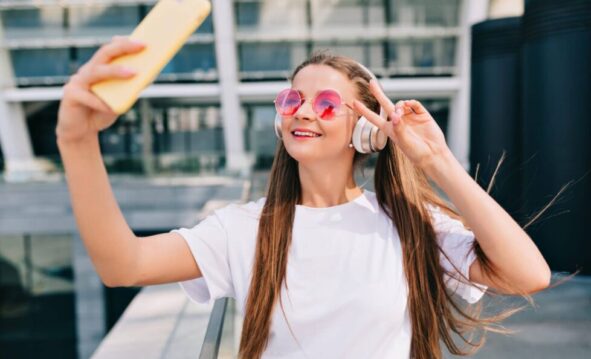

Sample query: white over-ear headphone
[274,61,388,154]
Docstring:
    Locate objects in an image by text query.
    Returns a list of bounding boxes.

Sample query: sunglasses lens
[275,89,302,116]
[314,90,341,120]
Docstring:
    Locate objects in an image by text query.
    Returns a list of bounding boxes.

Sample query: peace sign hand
[351,79,452,171]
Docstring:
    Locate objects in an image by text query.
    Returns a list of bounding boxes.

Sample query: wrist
[421,148,461,186]
[56,132,100,149]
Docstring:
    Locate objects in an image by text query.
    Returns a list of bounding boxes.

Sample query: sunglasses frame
[273,88,352,121]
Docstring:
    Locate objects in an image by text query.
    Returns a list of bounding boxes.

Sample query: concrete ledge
[91,283,213,359]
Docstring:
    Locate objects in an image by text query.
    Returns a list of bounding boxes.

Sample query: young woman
[56,37,551,359]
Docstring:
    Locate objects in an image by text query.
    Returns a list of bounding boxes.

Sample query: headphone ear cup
[352,116,367,153]
[274,113,283,139]
[352,116,388,153]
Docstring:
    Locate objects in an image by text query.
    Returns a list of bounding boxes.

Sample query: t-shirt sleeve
[429,205,488,304]
[170,210,235,304]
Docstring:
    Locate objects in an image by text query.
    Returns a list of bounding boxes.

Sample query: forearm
[424,150,551,291]
[58,135,139,286]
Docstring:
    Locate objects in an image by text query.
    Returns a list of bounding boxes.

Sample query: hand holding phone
[56,37,146,143]
[90,0,212,115]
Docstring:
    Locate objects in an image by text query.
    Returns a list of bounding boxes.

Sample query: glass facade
[2,3,216,85]
[1,7,63,34]
[243,104,278,168]
[1,0,462,173]
[160,43,217,81]
[238,42,301,75]
[10,48,71,79]
[234,0,461,80]
[95,103,225,174]
[0,234,76,359]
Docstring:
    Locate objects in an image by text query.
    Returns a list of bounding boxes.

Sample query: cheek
[279,116,293,134]
[337,116,357,144]
[324,121,354,146]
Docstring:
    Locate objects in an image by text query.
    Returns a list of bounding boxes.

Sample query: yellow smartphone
[90,0,212,115]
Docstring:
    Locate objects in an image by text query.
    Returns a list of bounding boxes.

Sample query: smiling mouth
[292,130,321,138]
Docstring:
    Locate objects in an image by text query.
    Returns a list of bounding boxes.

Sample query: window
[0,234,76,359]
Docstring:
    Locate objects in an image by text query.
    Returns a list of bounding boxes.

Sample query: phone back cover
[90,0,211,114]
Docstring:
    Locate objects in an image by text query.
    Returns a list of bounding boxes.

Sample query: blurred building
[0,1,494,358]
[0,0,492,181]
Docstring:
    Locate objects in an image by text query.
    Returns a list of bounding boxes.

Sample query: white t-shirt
[170,190,487,359]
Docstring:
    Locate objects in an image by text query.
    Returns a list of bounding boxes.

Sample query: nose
[293,99,316,122]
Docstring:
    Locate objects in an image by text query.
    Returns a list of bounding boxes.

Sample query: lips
[291,128,322,138]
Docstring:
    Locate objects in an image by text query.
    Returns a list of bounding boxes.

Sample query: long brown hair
[238,51,553,358]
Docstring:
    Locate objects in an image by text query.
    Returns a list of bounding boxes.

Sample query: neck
[297,159,362,208]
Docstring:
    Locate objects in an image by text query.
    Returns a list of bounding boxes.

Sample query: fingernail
[120,67,137,76]
[390,111,400,125]
[130,39,146,46]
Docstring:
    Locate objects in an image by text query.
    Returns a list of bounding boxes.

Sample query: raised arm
[352,82,551,295]
[56,36,201,287]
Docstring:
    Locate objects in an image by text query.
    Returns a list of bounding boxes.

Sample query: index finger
[350,99,389,131]
[368,79,396,115]
[90,36,146,66]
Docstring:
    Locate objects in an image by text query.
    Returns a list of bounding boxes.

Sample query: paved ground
[448,275,591,358]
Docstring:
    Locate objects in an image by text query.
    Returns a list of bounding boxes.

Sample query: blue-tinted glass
[385,39,456,74]
[425,1,460,26]
[165,43,216,73]
[11,49,70,77]
[441,38,456,67]
[190,129,224,152]
[195,14,213,34]
[234,0,307,31]
[76,47,100,67]
[246,105,276,156]
[387,0,460,26]
[239,43,291,72]
[235,2,260,26]
[311,0,384,27]
[416,41,435,67]
[0,234,76,359]
[0,9,62,28]
[69,6,140,28]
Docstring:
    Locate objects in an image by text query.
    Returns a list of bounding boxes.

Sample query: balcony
[92,272,591,358]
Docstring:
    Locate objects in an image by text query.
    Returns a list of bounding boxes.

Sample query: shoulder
[213,197,266,224]
[361,189,379,208]
[425,203,471,235]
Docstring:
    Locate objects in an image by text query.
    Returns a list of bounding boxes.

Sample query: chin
[284,141,347,165]
[284,144,318,163]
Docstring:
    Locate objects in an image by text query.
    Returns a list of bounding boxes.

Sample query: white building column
[489,0,524,19]
[0,18,48,182]
[448,0,489,170]
[212,0,252,173]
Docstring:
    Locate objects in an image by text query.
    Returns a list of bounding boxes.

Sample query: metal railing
[199,297,230,359]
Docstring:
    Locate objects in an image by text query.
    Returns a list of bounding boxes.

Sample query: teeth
[293,131,320,137]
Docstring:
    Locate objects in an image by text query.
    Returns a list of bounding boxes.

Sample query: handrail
[199,297,229,359]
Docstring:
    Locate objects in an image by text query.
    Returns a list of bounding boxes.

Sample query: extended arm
[423,149,551,294]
